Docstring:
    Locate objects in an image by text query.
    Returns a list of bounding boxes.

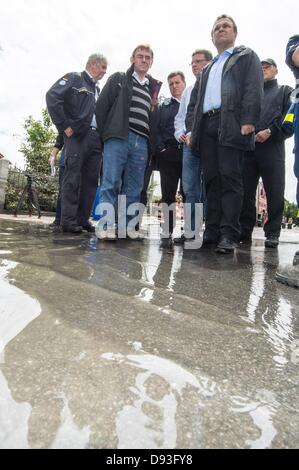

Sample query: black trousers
[159,147,183,235]
[61,129,102,227]
[199,115,244,242]
[240,140,285,238]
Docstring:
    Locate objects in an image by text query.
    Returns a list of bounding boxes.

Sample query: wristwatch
[266,128,272,135]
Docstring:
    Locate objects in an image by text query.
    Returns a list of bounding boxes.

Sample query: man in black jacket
[240,59,293,248]
[46,53,108,233]
[156,71,186,248]
[95,44,161,240]
[186,14,263,253]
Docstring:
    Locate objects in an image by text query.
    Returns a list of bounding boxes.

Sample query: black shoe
[173,233,195,244]
[49,220,60,228]
[215,238,236,254]
[265,235,279,248]
[200,235,219,248]
[82,223,95,233]
[239,233,252,245]
[62,225,83,234]
[160,236,174,249]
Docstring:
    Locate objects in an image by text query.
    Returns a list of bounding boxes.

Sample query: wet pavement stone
[0,216,299,449]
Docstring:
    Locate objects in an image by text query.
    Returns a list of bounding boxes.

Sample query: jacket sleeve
[286,36,299,70]
[46,73,76,132]
[95,73,123,140]
[240,52,264,127]
[185,76,200,134]
[54,132,64,150]
[269,86,294,140]
[155,105,165,154]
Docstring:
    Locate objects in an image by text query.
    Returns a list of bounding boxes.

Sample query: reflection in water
[262,298,294,367]
[136,244,183,304]
[240,250,296,369]
[231,390,278,449]
[0,259,41,449]
[0,260,41,357]
[51,394,91,449]
[0,372,31,449]
[102,351,215,449]
[245,264,265,324]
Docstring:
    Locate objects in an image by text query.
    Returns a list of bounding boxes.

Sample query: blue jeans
[182,145,204,234]
[99,132,148,229]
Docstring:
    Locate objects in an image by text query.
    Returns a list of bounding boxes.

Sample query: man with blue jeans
[95,44,161,240]
[174,49,212,243]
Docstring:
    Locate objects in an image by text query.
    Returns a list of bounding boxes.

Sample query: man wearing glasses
[95,44,161,240]
[174,49,213,244]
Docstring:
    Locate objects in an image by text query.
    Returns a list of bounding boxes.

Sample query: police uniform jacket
[46,71,98,137]
[257,79,293,141]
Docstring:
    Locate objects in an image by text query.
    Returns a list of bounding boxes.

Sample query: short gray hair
[86,53,108,67]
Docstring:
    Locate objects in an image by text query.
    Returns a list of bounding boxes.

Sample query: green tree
[20,108,57,174]
[284,199,298,219]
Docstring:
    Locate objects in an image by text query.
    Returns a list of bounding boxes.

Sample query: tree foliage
[20,108,57,174]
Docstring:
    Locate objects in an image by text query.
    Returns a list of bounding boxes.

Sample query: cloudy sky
[0,0,298,201]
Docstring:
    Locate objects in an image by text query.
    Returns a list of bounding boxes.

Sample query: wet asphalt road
[0,218,299,449]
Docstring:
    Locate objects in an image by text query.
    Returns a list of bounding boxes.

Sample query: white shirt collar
[132,71,149,86]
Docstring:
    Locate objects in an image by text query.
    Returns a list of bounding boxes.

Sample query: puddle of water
[0,260,41,356]
[231,390,279,449]
[102,351,215,449]
[50,394,91,449]
[0,259,41,449]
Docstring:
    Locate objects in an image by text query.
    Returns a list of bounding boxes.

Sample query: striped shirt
[129,77,151,139]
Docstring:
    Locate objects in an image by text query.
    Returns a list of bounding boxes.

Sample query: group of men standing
[46,13,296,254]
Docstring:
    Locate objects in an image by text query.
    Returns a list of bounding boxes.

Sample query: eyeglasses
[135,54,152,61]
[190,59,208,66]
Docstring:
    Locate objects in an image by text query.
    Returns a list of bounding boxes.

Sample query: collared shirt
[203,47,234,113]
[174,84,194,141]
[132,71,150,86]
[85,69,99,128]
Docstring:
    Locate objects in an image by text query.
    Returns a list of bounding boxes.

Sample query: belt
[203,108,221,118]
[90,126,98,131]
[166,142,183,150]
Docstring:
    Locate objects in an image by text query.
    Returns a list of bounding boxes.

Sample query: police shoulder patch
[59,80,67,86]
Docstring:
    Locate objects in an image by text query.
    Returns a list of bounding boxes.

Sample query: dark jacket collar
[264,79,278,90]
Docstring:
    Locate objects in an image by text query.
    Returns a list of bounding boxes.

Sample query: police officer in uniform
[46,53,108,233]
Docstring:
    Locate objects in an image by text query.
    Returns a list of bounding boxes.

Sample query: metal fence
[4,166,59,214]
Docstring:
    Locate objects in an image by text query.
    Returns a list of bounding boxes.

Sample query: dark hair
[212,14,238,36]
[132,44,154,59]
[167,71,186,82]
[192,49,213,61]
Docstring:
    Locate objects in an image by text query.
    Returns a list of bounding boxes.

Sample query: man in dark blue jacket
[46,53,107,233]
[186,14,263,253]
[240,59,293,248]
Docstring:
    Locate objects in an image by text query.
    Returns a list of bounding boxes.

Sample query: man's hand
[241,125,255,136]
[64,127,74,138]
[255,129,271,143]
[178,134,187,144]
[48,147,59,164]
